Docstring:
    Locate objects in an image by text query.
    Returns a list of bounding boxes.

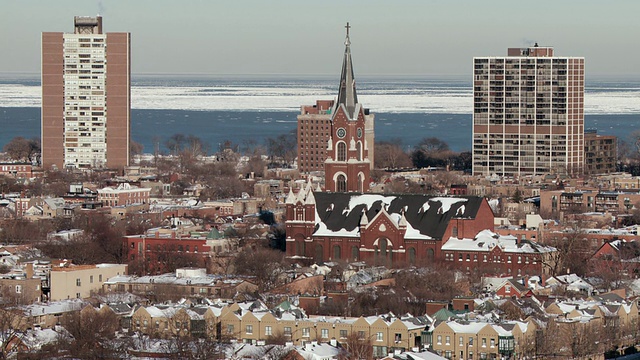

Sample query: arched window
[408,248,416,264]
[358,172,364,192]
[333,245,341,260]
[351,246,359,261]
[337,142,347,161]
[427,248,435,262]
[452,226,458,238]
[357,141,363,161]
[337,174,347,192]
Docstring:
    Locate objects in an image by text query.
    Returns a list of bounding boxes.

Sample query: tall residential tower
[42,16,130,170]
[472,45,584,177]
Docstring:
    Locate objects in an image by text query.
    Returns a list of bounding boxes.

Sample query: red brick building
[440,230,556,276]
[285,183,555,276]
[42,16,130,170]
[0,163,32,178]
[285,183,495,265]
[123,231,211,274]
[297,100,334,174]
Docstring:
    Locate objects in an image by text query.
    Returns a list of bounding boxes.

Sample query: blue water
[1,107,638,154]
[1,74,639,154]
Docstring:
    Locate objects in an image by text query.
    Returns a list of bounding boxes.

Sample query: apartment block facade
[42,16,130,170]
[473,45,584,177]
[584,130,617,176]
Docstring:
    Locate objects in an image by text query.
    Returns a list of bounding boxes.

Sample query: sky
[1,0,639,77]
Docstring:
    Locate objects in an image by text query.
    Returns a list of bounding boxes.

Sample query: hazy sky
[1,0,639,77]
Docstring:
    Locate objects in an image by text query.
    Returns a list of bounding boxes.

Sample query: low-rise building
[49,263,127,301]
[97,183,151,207]
[0,163,32,178]
[102,268,257,302]
[440,230,557,276]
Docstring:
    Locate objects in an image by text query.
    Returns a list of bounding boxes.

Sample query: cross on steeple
[344,22,351,46]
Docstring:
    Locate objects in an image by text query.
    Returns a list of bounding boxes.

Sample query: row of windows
[443,253,537,264]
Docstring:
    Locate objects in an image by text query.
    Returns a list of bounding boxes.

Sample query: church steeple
[336,22,358,119]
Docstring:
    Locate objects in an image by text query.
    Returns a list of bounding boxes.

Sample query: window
[445,336,450,345]
[337,174,346,192]
[175,321,180,329]
[321,329,329,339]
[227,324,234,334]
[376,332,384,341]
[445,351,452,359]
[265,326,272,336]
[302,328,310,338]
[395,333,402,343]
[490,339,495,347]
[505,285,511,293]
[482,338,487,347]
[460,336,464,346]
[358,331,366,340]
[90,275,93,283]
[76,278,81,286]
[518,256,522,263]
[340,330,348,339]
[284,327,292,336]
[155,320,160,329]
[483,255,487,262]
[246,325,253,334]
[469,337,473,345]
[337,142,347,161]
[99,274,102,282]
[437,335,442,344]
[15,285,22,294]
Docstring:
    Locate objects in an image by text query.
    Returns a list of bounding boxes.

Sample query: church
[285,25,555,275]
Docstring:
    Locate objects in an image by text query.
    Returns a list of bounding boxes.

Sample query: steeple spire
[336,22,358,119]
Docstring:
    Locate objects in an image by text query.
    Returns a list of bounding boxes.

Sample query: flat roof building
[42,16,130,170]
[472,45,584,177]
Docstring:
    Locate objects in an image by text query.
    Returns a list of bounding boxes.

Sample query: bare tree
[232,247,286,292]
[374,141,412,169]
[3,137,40,163]
[338,332,373,360]
[59,306,120,358]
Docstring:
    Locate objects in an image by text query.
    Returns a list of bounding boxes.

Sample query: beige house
[18,298,86,329]
[431,320,537,360]
[127,301,432,353]
[50,263,127,301]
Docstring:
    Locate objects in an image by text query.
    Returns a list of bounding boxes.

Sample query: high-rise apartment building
[472,45,584,177]
[42,16,130,170]
[297,100,335,174]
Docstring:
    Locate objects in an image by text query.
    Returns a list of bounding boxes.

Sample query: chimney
[25,263,34,279]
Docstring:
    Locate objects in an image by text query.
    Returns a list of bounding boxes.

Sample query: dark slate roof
[313,193,485,240]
